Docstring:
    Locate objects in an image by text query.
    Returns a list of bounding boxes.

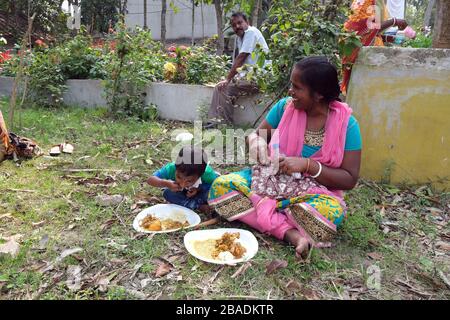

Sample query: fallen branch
[194,217,220,229]
[6,188,36,193]
[112,199,127,228]
[251,83,289,128]
[395,279,433,298]
[61,169,124,173]
[437,269,450,290]
[222,295,263,300]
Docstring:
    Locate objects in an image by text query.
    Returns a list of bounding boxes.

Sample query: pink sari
[209,100,353,247]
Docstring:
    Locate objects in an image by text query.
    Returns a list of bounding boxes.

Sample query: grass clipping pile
[140,214,189,231]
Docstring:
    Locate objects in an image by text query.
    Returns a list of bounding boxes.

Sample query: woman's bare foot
[284,229,312,260]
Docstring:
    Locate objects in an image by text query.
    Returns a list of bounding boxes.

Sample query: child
[147,146,217,213]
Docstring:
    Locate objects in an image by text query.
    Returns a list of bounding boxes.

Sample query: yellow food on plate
[140,214,189,231]
[193,232,247,261]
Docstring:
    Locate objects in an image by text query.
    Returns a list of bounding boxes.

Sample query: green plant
[244,0,350,95]
[403,32,433,48]
[58,31,108,80]
[103,24,165,119]
[186,47,230,85]
[27,50,67,107]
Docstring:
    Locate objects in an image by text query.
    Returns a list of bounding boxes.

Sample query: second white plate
[133,204,201,234]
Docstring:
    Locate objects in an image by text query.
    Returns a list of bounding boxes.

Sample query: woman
[0,110,11,162]
[208,56,362,259]
[341,0,408,94]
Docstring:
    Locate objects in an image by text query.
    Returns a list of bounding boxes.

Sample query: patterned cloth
[208,168,346,247]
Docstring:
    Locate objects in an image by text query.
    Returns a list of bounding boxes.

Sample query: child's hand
[186,187,199,198]
[166,181,182,192]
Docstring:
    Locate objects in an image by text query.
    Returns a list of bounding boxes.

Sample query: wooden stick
[61,169,124,173]
[251,83,289,127]
[6,188,36,193]
[194,217,220,229]
[9,13,36,130]
[437,269,450,290]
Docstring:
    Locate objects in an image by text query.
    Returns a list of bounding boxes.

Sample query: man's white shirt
[233,26,271,77]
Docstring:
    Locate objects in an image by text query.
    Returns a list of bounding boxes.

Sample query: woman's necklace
[305,108,329,147]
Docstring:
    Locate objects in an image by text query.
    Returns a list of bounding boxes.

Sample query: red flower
[35,39,48,48]
[168,45,176,52]
[0,50,12,64]
[168,52,177,58]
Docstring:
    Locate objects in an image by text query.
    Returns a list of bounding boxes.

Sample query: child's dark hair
[175,146,207,177]
[294,56,341,103]
[231,12,248,22]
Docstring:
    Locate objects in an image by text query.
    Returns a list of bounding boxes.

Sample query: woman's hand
[248,133,270,165]
[278,156,306,175]
[395,19,408,30]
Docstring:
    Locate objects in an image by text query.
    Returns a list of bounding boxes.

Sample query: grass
[0,101,449,300]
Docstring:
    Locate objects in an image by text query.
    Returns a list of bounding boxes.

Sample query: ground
[0,102,449,300]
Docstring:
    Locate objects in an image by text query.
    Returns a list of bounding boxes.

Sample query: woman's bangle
[392,17,396,27]
[311,161,323,179]
[305,158,310,174]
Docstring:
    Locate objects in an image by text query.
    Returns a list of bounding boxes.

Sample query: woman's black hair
[231,12,248,22]
[175,146,207,177]
[294,56,341,103]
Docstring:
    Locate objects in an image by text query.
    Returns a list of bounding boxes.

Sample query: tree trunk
[201,0,205,38]
[161,0,167,46]
[191,0,195,46]
[251,0,261,27]
[214,0,224,55]
[119,0,127,23]
[433,0,450,48]
[423,0,435,28]
[143,0,147,29]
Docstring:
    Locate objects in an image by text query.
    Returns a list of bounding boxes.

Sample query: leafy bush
[244,0,358,95]
[27,50,67,107]
[403,32,433,48]
[103,25,166,119]
[58,33,108,80]
[186,47,229,85]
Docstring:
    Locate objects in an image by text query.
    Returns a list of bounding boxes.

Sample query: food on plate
[192,232,247,261]
[212,232,246,259]
[140,214,189,231]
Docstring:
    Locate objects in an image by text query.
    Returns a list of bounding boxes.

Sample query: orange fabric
[0,110,10,151]
[341,0,387,94]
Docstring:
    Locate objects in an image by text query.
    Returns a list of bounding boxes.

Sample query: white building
[125,0,218,40]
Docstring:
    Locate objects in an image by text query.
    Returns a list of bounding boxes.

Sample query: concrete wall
[125,0,217,40]
[64,79,106,107]
[347,47,450,190]
[145,82,266,126]
[0,77,267,127]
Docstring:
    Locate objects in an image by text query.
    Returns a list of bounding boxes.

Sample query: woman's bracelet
[392,17,396,27]
[305,158,310,174]
[311,161,323,179]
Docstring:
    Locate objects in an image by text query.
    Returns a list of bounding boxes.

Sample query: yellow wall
[347,47,450,190]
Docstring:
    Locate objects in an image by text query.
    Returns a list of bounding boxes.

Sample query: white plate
[133,204,201,234]
[184,228,259,265]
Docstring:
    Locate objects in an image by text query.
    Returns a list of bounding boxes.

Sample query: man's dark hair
[231,12,248,22]
[175,146,208,177]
